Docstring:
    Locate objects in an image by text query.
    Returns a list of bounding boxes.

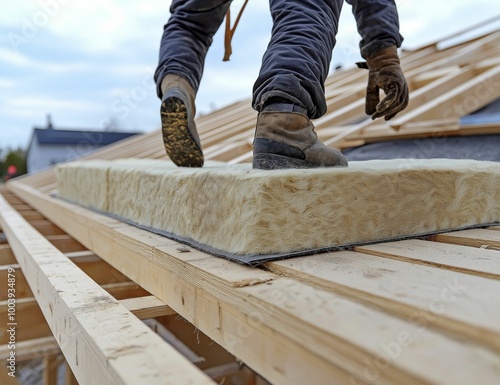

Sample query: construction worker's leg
[252,0,344,119]
[251,0,348,170]
[155,0,231,168]
[154,0,232,97]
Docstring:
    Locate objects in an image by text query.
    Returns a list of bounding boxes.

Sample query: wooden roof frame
[1,21,500,385]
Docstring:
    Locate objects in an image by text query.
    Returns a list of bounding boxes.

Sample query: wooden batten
[0,245,16,265]
[0,336,60,362]
[354,239,500,279]
[432,229,500,250]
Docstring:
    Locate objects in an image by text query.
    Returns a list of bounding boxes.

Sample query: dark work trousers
[154,0,345,119]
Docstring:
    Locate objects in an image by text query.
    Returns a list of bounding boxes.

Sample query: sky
[0,0,499,152]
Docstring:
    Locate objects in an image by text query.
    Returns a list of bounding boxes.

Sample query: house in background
[26,119,141,173]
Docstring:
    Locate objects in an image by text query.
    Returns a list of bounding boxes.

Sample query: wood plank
[199,102,254,134]
[64,250,95,258]
[323,118,373,147]
[0,194,215,385]
[44,354,63,385]
[205,129,254,158]
[65,362,78,385]
[0,194,24,205]
[143,319,205,364]
[119,296,176,319]
[444,31,500,67]
[266,250,500,352]
[458,122,500,136]
[10,168,55,190]
[18,211,46,221]
[0,245,16,265]
[0,336,59,362]
[411,67,458,88]
[82,132,156,160]
[354,239,500,279]
[0,265,32,300]
[0,256,131,301]
[417,15,500,49]
[201,115,256,148]
[239,278,500,385]
[11,183,500,385]
[372,65,478,131]
[390,65,500,129]
[45,234,87,253]
[10,204,32,211]
[315,99,365,129]
[324,85,366,115]
[401,32,499,79]
[69,255,130,286]
[203,362,242,380]
[0,363,21,385]
[322,65,479,144]
[30,220,66,236]
[0,281,149,315]
[316,120,500,145]
[225,148,250,164]
[0,295,173,345]
[157,315,237,370]
[205,140,252,162]
[0,297,51,344]
[432,229,500,250]
[101,281,151,300]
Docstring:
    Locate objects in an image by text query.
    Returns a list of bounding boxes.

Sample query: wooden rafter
[0,194,215,385]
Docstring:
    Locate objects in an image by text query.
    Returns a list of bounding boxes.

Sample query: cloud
[1,1,168,53]
[396,0,500,47]
[0,48,31,66]
[0,3,39,26]
[0,97,102,124]
[0,47,90,74]
[6,96,99,110]
[0,78,15,88]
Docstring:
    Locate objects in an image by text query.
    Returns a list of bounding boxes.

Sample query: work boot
[252,104,348,170]
[160,74,203,167]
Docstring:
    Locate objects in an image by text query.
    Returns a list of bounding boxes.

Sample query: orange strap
[223,0,249,61]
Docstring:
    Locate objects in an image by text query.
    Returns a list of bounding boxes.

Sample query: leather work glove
[357,46,409,121]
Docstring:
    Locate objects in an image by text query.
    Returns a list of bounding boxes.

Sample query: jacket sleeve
[345,0,404,59]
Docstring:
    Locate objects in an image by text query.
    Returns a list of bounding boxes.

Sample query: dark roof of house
[460,97,500,125]
[344,134,500,162]
[32,128,141,146]
[345,97,500,162]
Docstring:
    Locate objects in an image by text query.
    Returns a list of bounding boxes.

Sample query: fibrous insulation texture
[56,158,500,257]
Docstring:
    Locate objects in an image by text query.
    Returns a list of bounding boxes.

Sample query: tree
[3,148,26,180]
[0,147,5,180]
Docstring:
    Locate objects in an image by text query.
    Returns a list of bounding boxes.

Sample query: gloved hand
[357,46,409,121]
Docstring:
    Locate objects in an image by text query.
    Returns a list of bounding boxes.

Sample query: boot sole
[253,153,327,170]
[161,96,204,167]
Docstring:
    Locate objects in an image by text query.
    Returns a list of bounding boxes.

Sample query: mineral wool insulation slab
[56,158,500,265]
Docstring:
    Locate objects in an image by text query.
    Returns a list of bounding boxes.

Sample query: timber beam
[0,193,215,385]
